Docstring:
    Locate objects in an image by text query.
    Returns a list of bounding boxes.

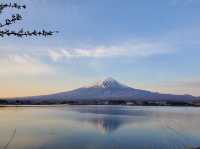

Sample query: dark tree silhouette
[0,2,58,37]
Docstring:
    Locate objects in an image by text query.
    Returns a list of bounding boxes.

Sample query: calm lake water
[0,105,200,149]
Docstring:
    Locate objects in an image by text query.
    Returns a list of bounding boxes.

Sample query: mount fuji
[14,77,198,104]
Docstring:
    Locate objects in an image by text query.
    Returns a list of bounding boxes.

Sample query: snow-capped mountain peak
[89,77,127,89]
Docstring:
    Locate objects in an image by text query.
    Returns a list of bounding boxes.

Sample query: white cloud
[170,0,197,6]
[48,50,63,61]
[0,54,54,76]
[49,40,175,61]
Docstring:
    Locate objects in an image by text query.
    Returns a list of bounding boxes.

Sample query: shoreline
[0,103,199,108]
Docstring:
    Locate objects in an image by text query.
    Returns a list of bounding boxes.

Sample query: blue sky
[1,0,200,97]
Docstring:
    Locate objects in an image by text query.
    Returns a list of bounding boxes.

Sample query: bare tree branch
[0,2,57,38]
[0,14,22,28]
[3,128,16,149]
[0,29,58,37]
[0,3,26,13]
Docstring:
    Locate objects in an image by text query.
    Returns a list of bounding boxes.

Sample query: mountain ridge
[7,77,198,104]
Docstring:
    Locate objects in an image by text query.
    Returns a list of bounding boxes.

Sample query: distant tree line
[0,98,200,107]
[0,2,58,37]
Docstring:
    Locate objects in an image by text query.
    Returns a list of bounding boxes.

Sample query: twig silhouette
[3,128,16,149]
[0,2,57,37]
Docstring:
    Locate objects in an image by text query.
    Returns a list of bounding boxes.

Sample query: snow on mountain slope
[86,77,128,89]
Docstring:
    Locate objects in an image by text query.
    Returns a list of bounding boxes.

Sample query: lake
[0,105,200,149]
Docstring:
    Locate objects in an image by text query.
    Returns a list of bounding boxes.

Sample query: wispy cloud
[49,40,175,61]
[0,54,54,76]
[170,0,197,6]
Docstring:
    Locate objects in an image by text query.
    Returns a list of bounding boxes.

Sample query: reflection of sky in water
[0,106,200,149]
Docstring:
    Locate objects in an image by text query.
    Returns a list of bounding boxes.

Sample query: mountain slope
[20,77,198,102]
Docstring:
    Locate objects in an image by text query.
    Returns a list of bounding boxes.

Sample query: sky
[1,0,200,97]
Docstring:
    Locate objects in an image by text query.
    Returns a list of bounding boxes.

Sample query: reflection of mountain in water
[88,116,132,134]
[70,106,149,134]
